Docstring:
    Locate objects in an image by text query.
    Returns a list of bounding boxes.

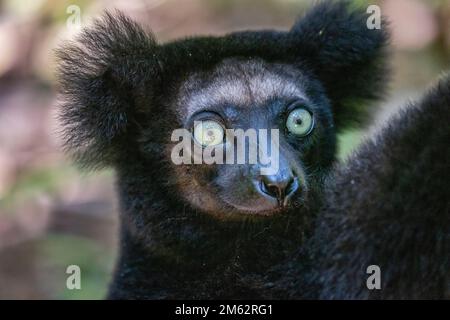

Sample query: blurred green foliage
[38,234,115,299]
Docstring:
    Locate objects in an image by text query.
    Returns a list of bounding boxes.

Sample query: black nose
[259,172,299,205]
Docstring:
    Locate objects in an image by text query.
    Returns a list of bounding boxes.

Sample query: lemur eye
[286,108,314,137]
[193,120,224,147]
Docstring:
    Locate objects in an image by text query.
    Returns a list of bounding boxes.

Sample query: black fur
[311,75,450,299]
[57,13,160,168]
[56,1,447,299]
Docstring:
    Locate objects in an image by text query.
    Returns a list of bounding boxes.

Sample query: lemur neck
[118,192,312,265]
[109,163,318,298]
[109,204,314,299]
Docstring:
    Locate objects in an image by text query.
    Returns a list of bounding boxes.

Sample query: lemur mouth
[222,195,303,217]
[216,177,306,217]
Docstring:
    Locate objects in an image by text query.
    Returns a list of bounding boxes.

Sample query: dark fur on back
[312,75,450,299]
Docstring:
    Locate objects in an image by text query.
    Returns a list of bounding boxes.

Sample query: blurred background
[0,0,448,299]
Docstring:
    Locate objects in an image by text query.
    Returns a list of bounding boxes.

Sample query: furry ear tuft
[56,11,160,168]
[290,1,390,129]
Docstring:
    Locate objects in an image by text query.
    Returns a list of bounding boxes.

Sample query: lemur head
[170,58,335,216]
[57,2,389,219]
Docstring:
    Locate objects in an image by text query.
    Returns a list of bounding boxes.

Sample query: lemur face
[167,58,336,217]
[57,3,388,220]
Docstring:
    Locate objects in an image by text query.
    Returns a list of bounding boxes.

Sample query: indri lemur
[56,1,449,299]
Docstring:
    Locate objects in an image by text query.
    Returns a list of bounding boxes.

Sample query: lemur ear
[56,11,161,168]
[289,1,390,129]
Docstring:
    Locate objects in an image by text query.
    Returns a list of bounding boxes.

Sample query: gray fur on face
[176,58,308,120]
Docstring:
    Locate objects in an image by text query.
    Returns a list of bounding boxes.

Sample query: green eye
[193,120,224,147]
[286,108,314,136]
